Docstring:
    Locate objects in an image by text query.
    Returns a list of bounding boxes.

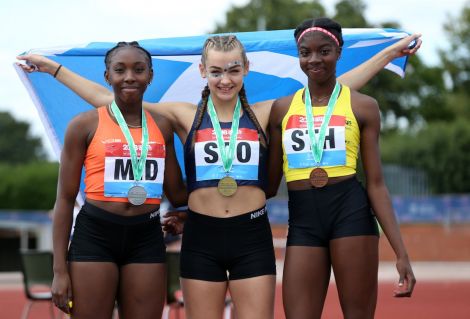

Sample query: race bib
[194,127,259,181]
[284,114,346,168]
[103,140,165,198]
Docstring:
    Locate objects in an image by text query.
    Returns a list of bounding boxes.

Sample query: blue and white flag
[15,28,412,200]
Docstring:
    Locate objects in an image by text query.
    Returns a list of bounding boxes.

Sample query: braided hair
[104,41,153,69]
[238,85,267,148]
[193,35,267,148]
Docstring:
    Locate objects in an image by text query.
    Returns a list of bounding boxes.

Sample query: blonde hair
[201,35,248,67]
[194,35,267,148]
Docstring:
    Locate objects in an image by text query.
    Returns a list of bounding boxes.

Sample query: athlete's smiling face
[200,48,249,104]
[297,32,341,84]
[105,47,153,105]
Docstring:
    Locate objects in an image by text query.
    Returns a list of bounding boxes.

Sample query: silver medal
[128,185,147,206]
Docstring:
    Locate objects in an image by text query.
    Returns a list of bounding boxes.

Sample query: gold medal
[217,176,238,197]
[310,167,328,188]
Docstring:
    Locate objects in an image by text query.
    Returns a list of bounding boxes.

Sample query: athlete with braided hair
[175,36,277,319]
[18,31,420,319]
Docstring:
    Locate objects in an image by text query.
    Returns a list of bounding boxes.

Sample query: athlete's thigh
[181,278,228,319]
[228,275,276,319]
[330,235,379,319]
[69,262,119,319]
[283,246,331,319]
[118,263,166,319]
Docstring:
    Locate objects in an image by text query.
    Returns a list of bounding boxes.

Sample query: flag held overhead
[14,28,412,197]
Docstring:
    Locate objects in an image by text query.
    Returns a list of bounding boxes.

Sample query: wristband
[53,64,63,78]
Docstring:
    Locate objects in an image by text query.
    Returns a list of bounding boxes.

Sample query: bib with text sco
[195,127,259,181]
[284,114,346,168]
[103,140,165,198]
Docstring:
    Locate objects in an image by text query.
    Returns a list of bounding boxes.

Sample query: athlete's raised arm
[17,54,114,107]
[16,54,191,123]
[337,33,422,90]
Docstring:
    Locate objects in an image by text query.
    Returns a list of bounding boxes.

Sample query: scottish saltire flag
[14,28,412,201]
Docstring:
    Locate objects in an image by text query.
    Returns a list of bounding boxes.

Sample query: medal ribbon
[304,82,341,166]
[110,101,149,182]
[207,96,241,174]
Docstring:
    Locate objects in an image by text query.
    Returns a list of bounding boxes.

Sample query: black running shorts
[180,206,276,281]
[287,177,379,247]
[68,201,166,265]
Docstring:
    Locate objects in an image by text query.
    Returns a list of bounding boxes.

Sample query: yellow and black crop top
[281,85,360,182]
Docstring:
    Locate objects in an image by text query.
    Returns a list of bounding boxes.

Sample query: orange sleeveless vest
[84,106,165,204]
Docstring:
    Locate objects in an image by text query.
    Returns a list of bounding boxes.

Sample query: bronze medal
[128,185,147,206]
[217,176,238,197]
[310,167,328,188]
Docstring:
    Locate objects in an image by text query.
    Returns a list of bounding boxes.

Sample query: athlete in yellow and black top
[267,17,416,319]
[281,85,359,182]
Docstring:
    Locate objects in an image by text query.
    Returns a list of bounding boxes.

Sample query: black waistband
[187,206,268,226]
[81,201,160,225]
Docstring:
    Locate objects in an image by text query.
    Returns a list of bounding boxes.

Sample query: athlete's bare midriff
[188,185,266,217]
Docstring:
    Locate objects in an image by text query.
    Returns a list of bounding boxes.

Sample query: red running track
[1,281,469,319]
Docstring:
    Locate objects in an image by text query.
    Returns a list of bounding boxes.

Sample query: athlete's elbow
[166,190,188,208]
[265,186,278,199]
